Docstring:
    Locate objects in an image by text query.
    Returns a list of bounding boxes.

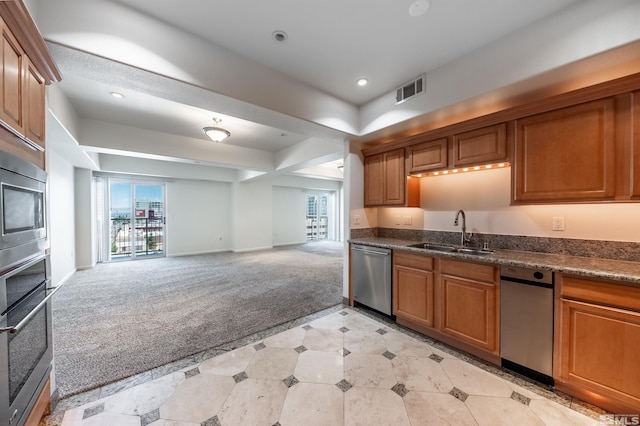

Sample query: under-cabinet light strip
[410,162,510,178]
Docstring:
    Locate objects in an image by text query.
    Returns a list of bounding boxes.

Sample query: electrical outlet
[353,215,360,226]
[552,216,565,231]
[403,216,412,225]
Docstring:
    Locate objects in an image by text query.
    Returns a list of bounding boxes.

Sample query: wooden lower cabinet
[392,252,500,364]
[393,251,434,328]
[555,274,640,413]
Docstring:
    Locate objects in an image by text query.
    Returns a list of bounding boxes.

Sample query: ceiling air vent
[396,74,425,105]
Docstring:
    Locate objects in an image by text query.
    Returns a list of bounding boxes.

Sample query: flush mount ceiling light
[110,91,124,98]
[356,78,368,86]
[202,118,231,142]
[409,0,430,17]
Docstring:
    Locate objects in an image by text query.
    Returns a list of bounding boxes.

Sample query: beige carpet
[52,241,344,398]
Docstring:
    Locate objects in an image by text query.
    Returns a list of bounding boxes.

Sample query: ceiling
[30,0,590,180]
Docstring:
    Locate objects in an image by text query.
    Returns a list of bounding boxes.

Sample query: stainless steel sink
[454,248,494,256]
[407,242,457,252]
[407,242,493,256]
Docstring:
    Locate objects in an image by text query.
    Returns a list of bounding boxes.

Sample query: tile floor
[44,308,603,426]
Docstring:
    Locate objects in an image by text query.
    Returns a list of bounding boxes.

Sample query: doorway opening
[96,177,166,262]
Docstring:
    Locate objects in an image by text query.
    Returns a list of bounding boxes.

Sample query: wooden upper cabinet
[24,58,45,147]
[408,137,448,173]
[364,154,384,206]
[632,91,640,198]
[513,98,617,203]
[364,148,419,207]
[451,123,507,168]
[0,20,24,135]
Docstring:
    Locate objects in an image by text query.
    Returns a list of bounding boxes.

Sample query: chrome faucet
[454,209,472,247]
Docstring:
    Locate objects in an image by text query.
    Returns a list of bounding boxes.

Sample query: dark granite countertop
[349,237,640,285]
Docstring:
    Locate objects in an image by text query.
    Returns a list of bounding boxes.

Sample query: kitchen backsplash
[350,227,640,263]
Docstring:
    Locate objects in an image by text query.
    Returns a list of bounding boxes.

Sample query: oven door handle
[0,280,63,334]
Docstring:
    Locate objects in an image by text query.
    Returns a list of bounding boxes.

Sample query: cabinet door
[0,20,24,135]
[24,59,45,147]
[382,148,405,205]
[440,274,498,353]
[393,264,434,328]
[408,137,448,173]
[632,91,640,198]
[513,98,616,203]
[556,298,640,410]
[364,154,384,206]
[451,123,507,168]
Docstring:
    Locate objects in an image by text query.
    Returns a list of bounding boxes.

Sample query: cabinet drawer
[394,251,433,270]
[440,259,496,283]
[559,273,640,312]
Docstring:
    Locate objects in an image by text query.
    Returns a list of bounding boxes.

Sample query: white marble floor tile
[59,407,85,426]
[309,312,345,329]
[262,326,306,348]
[279,383,344,426]
[294,350,344,384]
[198,344,256,376]
[465,395,546,426]
[159,373,235,423]
[392,356,453,392]
[217,378,288,426]
[440,358,514,397]
[529,399,601,425]
[148,421,200,426]
[403,392,479,426]
[103,371,184,416]
[303,327,344,351]
[342,313,384,332]
[383,332,433,357]
[344,353,398,389]
[345,387,411,426]
[344,330,387,354]
[74,412,140,426]
[244,347,299,380]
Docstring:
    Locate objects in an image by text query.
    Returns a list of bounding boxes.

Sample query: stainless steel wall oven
[0,150,52,426]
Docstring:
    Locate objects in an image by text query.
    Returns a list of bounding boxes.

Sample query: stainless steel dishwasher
[351,244,392,315]
[500,265,554,385]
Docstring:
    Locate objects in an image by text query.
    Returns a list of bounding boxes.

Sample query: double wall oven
[0,150,54,426]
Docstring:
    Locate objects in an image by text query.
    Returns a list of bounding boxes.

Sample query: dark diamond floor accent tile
[391,383,409,398]
[140,408,160,426]
[185,367,200,379]
[449,387,469,402]
[253,342,266,351]
[295,345,307,354]
[273,422,282,426]
[339,326,350,333]
[233,371,248,383]
[202,415,222,426]
[339,348,351,357]
[511,391,532,406]
[283,375,299,388]
[82,403,104,419]
[375,328,388,335]
[429,353,444,363]
[302,325,313,330]
[382,351,396,360]
[336,379,353,392]
[339,311,349,316]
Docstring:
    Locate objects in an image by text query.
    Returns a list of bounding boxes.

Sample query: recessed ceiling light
[110,92,124,99]
[272,30,288,43]
[356,78,368,86]
[409,0,430,17]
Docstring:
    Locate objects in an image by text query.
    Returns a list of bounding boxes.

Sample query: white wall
[74,168,94,268]
[375,167,640,243]
[48,150,76,286]
[272,187,306,246]
[165,179,232,256]
[232,180,273,252]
